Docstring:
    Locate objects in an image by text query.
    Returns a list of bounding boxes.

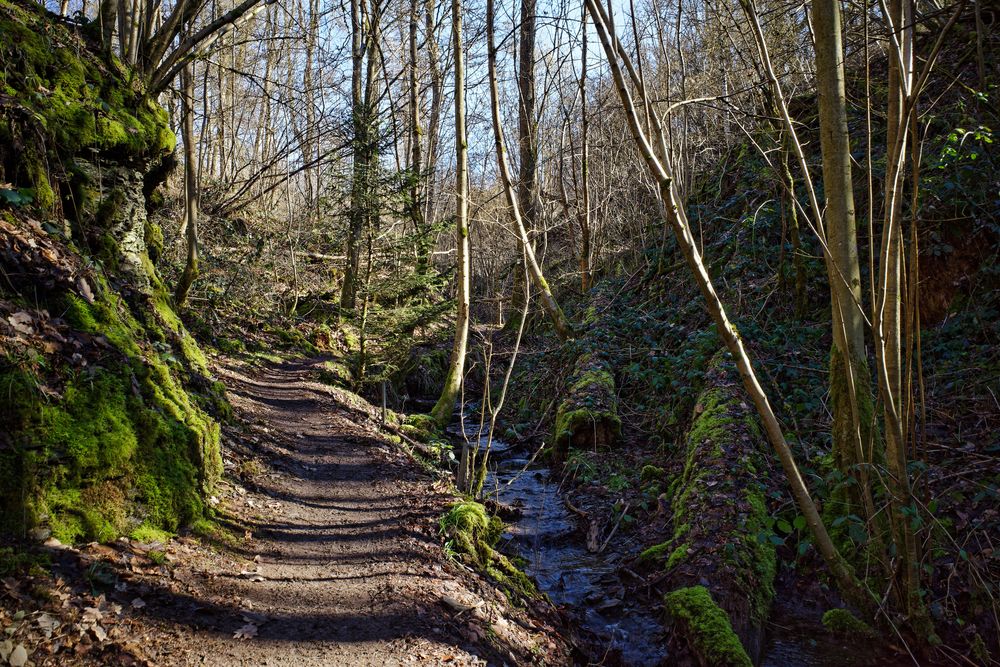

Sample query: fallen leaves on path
[232,623,258,640]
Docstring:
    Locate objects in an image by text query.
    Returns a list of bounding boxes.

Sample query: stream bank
[449,408,916,667]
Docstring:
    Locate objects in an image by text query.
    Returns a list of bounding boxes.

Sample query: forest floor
[0,356,572,666]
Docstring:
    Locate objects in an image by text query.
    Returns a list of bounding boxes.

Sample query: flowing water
[451,420,668,665]
[451,418,902,667]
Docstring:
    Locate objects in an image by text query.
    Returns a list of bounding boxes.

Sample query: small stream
[451,419,667,666]
[450,417,901,667]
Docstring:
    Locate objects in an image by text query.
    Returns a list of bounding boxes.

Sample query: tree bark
[430,0,471,427]
[813,0,878,523]
[341,0,367,311]
[175,62,200,308]
[487,0,572,342]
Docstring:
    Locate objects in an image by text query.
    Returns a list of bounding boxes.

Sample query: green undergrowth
[664,586,753,667]
[0,278,222,544]
[402,412,445,444]
[440,501,536,602]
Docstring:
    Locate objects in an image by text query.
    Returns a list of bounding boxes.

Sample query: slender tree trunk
[517,0,538,231]
[486,0,572,341]
[584,0,872,616]
[408,0,431,273]
[341,0,366,311]
[423,0,443,230]
[509,0,540,319]
[778,129,805,316]
[813,0,878,523]
[877,0,926,628]
[578,5,592,291]
[175,62,200,308]
[429,0,471,427]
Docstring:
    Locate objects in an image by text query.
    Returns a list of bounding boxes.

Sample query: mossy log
[552,352,622,455]
[651,352,776,664]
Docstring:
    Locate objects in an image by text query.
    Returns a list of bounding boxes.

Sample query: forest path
[120,357,569,666]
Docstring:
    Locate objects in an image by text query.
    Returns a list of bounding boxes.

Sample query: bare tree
[430,0,471,427]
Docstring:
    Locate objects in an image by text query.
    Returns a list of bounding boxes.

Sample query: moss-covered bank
[439,501,536,602]
[0,0,222,545]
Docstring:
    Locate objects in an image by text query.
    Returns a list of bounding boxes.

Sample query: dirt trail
[51,357,571,666]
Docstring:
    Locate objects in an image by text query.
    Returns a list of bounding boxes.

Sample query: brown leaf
[77,277,95,304]
[233,623,258,640]
[7,312,33,335]
[81,607,103,624]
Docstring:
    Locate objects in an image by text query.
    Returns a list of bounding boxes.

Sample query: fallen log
[552,352,622,456]
[643,352,776,665]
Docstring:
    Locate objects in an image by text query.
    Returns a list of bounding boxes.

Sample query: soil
[0,357,573,666]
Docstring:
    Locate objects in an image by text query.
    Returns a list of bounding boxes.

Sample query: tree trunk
[486,0,572,342]
[341,0,366,311]
[813,0,878,524]
[408,0,431,273]
[175,62,200,308]
[877,0,926,628]
[429,0,471,427]
[578,5,592,291]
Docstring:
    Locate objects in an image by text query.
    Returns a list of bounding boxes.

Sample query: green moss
[26,157,55,210]
[440,501,536,601]
[130,524,172,543]
[552,355,622,451]
[971,633,990,663]
[38,372,137,477]
[667,543,689,569]
[317,359,351,386]
[664,586,753,667]
[404,412,441,443]
[0,0,174,215]
[144,220,163,263]
[216,337,247,354]
[1,283,221,543]
[641,464,665,483]
[665,357,776,627]
[0,547,49,577]
[553,407,622,445]
[639,541,673,562]
[742,490,777,622]
[822,608,875,639]
[570,367,616,394]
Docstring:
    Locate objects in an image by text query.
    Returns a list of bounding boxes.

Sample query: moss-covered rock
[821,608,876,639]
[664,586,753,667]
[0,0,221,546]
[0,0,175,162]
[439,501,536,602]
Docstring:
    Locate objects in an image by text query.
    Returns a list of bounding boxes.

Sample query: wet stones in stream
[452,421,668,666]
